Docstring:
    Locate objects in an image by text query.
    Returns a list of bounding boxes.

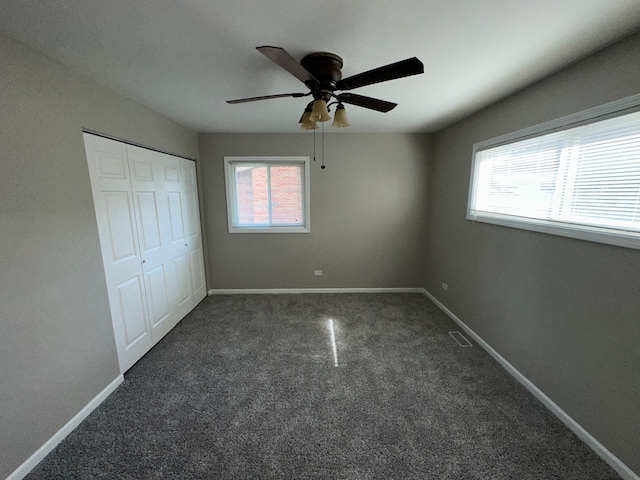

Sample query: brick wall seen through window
[236,165,303,225]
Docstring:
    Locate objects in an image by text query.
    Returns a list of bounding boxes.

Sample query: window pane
[270,165,303,225]
[469,104,640,249]
[225,156,310,233]
[236,165,269,225]
[567,122,640,231]
[475,135,564,220]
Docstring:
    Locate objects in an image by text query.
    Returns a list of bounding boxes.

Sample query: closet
[83,133,206,372]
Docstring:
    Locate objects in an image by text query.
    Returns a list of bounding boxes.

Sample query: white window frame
[224,156,310,233]
[467,93,640,250]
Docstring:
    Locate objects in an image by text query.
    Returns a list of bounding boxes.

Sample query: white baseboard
[208,287,427,295]
[423,289,639,480]
[7,375,124,480]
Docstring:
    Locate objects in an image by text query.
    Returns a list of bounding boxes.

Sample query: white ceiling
[1,1,640,133]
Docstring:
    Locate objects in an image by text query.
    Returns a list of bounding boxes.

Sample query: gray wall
[198,133,431,289]
[0,33,199,478]
[425,31,640,474]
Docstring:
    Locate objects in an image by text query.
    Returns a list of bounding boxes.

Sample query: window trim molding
[467,93,640,250]
[224,156,311,234]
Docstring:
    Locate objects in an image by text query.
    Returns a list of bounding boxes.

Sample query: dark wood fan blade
[337,93,397,112]
[256,46,318,84]
[227,92,309,104]
[336,57,424,91]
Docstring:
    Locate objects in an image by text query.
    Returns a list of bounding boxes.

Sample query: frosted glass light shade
[331,105,351,128]
[309,99,331,122]
[300,110,318,130]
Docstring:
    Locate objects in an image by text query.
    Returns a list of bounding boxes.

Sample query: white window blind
[468,98,640,250]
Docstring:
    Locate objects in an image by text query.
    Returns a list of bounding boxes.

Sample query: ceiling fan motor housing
[301,52,344,100]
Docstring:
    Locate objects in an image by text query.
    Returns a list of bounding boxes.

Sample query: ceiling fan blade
[336,93,397,113]
[337,57,424,91]
[256,46,318,84]
[227,92,309,104]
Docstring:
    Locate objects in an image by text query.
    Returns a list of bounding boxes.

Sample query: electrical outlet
[314,270,323,276]
[441,282,448,291]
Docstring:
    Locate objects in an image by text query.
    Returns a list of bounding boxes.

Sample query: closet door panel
[189,247,205,297]
[145,264,170,327]
[184,186,206,301]
[164,154,193,317]
[104,191,138,263]
[116,275,148,344]
[83,134,153,373]
[184,191,199,238]
[128,145,181,341]
[128,145,167,267]
[167,192,186,243]
[135,192,161,254]
[180,159,207,303]
[174,253,192,308]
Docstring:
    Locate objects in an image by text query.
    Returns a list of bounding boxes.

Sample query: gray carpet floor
[26,293,620,479]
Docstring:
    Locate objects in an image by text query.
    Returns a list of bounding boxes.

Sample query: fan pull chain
[313,126,316,162]
[321,122,326,169]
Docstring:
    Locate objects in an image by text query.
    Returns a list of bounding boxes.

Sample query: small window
[224,156,310,233]
[468,95,640,250]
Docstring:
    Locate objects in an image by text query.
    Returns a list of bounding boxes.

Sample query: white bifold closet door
[83,133,206,372]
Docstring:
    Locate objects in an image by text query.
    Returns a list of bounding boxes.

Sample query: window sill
[467,211,640,250]
[228,225,310,234]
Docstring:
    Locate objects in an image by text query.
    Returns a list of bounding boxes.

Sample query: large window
[468,95,640,250]
[224,156,310,233]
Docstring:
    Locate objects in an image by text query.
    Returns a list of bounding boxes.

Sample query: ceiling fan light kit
[309,98,331,122]
[300,104,319,130]
[331,104,350,128]
[227,46,424,129]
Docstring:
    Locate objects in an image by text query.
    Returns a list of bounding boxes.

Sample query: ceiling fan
[226,46,424,129]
